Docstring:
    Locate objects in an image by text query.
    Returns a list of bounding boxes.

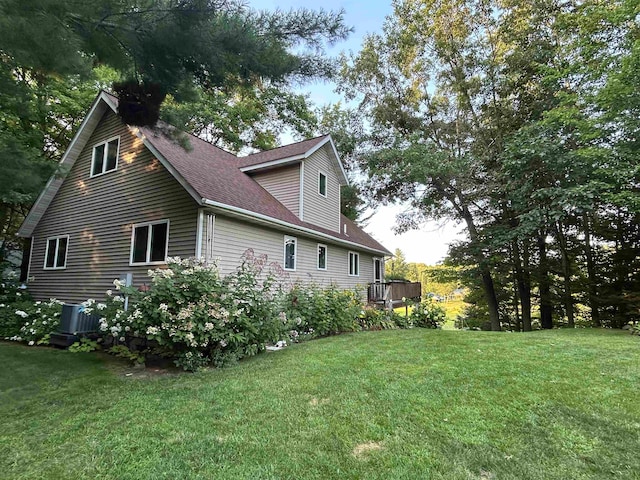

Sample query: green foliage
[107,345,145,365]
[409,298,445,328]
[281,283,361,339]
[97,255,286,370]
[385,248,409,280]
[3,298,63,345]
[68,338,100,353]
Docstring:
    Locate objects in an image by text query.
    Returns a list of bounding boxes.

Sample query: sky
[249,0,465,264]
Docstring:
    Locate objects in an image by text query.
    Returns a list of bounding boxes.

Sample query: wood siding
[252,164,300,216]
[28,110,199,302]
[213,214,374,295]
[302,145,341,232]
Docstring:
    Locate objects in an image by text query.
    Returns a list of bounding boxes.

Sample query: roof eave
[202,198,389,256]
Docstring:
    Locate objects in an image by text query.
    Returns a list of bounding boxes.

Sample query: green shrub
[3,299,63,345]
[97,254,287,370]
[410,298,446,328]
[281,283,361,339]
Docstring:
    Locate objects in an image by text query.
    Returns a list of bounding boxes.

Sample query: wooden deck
[367,281,421,308]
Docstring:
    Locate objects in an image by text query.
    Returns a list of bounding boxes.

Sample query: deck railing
[367,281,421,306]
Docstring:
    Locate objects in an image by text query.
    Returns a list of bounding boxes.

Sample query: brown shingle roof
[98,93,390,254]
[237,135,329,168]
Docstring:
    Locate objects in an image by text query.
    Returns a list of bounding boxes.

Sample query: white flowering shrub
[98,253,288,370]
[1,299,63,345]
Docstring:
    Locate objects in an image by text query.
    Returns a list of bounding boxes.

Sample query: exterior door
[373,258,383,283]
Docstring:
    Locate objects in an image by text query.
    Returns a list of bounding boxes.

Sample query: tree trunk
[463,207,501,331]
[555,221,574,327]
[582,215,600,326]
[513,239,532,331]
[538,232,553,329]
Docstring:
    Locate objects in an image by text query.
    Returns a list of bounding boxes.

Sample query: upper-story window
[284,236,297,271]
[91,137,119,177]
[130,220,169,265]
[318,171,327,197]
[44,235,69,270]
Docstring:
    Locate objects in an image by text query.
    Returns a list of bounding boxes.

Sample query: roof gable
[19,92,390,255]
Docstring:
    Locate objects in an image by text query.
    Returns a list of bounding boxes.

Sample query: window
[318,171,327,197]
[348,251,359,276]
[317,244,327,270]
[130,220,169,265]
[91,137,119,176]
[284,236,297,271]
[44,236,69,269]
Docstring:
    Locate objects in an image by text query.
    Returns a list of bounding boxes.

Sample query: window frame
[43,235,69,270]
[318,170,328,197]
[317,243,328,271]
[129,219,170,266]
[348,251,360,277]
[283,235,297,271]
[90,136,120,178]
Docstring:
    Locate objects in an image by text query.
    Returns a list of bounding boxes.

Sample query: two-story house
[18,91,389,302]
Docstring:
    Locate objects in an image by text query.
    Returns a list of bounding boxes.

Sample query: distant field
[395,298,468,329]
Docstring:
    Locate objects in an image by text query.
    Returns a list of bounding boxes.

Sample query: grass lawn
[1,329,639,479]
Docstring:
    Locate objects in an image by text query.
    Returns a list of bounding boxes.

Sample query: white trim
[195,209,204,258]
[373,257,383,283]
[43,235,69,270]
[299,161,305,221]
[348,251,360,277]
[129,219,170,266]
[283,235,297,271]
[26,236,34,281]
[201,198,389,256]
[204,213,215,264]
[317,243,328,271]
[239,136,348,186]
[89,135,120,177]
[239,155,305,173]
[318,170,328,197]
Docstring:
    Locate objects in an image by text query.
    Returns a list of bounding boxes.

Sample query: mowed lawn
[1,329,639,479]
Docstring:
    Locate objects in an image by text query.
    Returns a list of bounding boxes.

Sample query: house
[17,91,390,303]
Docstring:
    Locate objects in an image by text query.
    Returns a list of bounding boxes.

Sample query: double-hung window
[318,171,327,197]
[284,236,297,271]
[44,236,69,269]
[91,137,119,177]
[348,251,359,276]
[317,244,327,270]
[130,220,169,265]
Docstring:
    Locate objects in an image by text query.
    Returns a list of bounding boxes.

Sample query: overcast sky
[249,0,465,264]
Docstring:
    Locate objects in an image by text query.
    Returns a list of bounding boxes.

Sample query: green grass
[1,329,639,479]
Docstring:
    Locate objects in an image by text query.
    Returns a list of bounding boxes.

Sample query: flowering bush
[280,283,361,339]
[410,298,446,328]
[97,254,288,370]
[358,306,400,330]
[2,299,63,345]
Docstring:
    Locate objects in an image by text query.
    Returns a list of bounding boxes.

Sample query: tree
[0,1,352,262]
[1,0,351,125]
[386,248,409,280]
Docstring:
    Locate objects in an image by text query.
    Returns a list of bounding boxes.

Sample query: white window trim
[318,170,328,197]
[317,243,328,271]
[129,219,170,266]
[283,235,297,271]
[373,257,383,283]
[348,251,360,277]
[90,135,120,178]
[43,235,69,270]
